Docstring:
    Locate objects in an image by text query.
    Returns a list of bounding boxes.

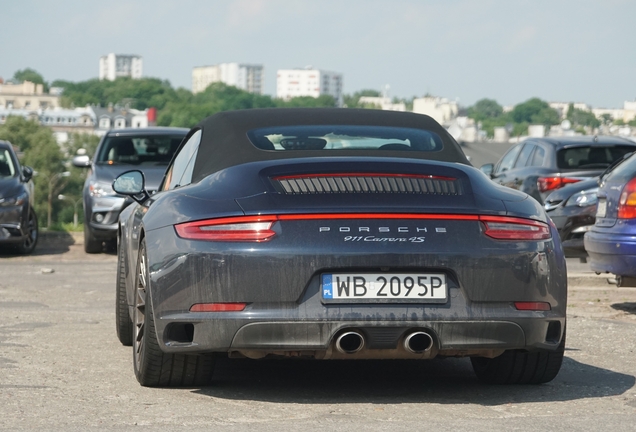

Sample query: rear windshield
[96,134,186,165]
[247,125,444,152]
[556,145,635,169]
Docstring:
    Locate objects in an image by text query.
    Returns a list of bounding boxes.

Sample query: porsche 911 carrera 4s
[114,108,567,387]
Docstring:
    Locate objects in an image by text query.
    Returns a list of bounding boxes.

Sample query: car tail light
[175,216,277,242]
[514,302,551,311]
[190,303,247,312]
[537,176,581,192]
[175,214,550,242]
[480,216,551,240]
[618,177,636,219]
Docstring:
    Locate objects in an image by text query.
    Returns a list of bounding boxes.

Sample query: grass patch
[45,222,84,233]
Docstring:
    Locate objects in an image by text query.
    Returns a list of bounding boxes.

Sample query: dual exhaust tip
[335,330,433,354]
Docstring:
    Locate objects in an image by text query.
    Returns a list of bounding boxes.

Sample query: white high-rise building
[276,68,343,106]
[192,63,264,94]
[99,54,143,81]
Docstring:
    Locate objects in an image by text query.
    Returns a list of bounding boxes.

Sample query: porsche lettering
[319,226,431,233]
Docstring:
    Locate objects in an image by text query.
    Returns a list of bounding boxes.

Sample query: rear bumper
[151,270,566,357]
[143,220,567,358]
[585,230,636,276]
[154,314,565,358]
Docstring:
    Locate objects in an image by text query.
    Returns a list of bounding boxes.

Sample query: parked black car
[544,177,599,258]
[0,140,38,254]
[73,127,188,253]
[480,136,636,204]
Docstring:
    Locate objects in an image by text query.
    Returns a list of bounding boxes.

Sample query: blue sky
[2,0,635,108]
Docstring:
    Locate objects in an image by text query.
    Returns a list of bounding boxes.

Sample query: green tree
[467,98,503,121]
[511,98,560,126]
[158,82,277,128]
[157,83,338,128]
[600,113,613,125]
[279,95,337,108]
[65,133,100,158]
[465,98,508,137]
[566,103,600,129]
[51,77,180,110]
[13,68,46,87]
[343,89,382,108]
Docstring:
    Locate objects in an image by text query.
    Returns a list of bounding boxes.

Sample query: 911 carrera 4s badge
[319,225,448,243]
[321,273,447,303]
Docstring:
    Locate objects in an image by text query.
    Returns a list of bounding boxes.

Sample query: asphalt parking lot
[1,233,636,431]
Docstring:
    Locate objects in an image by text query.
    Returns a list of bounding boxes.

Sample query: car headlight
[89,180,115,198]
[565,188,598,207]
[0,191,28,207]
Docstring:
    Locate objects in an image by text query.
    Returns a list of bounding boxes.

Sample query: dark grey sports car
[114,108,567,387]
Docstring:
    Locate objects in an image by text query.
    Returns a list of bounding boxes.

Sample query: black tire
[15,207,38,255]
[471,330,565,385]
[133,239,215,387]
[115,236,133,346]
[84,224,102,254]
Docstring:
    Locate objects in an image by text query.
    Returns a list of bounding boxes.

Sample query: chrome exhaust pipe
[404,331,433,354]
[335,331,365,354]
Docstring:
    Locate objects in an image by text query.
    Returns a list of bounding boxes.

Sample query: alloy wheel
[133,246,147,372]
[23,211,38,250]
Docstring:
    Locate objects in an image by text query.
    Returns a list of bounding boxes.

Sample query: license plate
[596,199,607,218]
[321,273,447,303]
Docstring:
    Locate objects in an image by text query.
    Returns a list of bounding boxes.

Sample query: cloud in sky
[2,0,635,107]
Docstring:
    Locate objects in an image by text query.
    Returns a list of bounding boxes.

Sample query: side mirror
[21,166,34,182]
[72,155,91,168]
[480,163,494,178]
[112,170,149,203]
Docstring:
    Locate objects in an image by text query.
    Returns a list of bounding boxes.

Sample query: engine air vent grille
[273,174,463,195]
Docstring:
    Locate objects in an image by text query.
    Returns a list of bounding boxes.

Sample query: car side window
[530,145,545,167]
[164,130,202,190]
[514,144,535,168]
[0,149,16,177]
[495,144,523,174]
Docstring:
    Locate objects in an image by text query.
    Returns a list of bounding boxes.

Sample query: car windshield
[96,135,185,165]
[0,149,16,177]
[556,145,635,169]
[247,125,444,152]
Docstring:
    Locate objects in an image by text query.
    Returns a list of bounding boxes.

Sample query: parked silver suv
[73,127,188,253]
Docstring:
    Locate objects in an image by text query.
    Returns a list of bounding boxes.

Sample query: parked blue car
[585,152,636,286]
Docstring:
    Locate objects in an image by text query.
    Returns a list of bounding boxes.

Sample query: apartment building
[99,54,143,81]
[0,80,60,110]
[276,68,343,105]
[592,101,636,124]
[192,63,264,94]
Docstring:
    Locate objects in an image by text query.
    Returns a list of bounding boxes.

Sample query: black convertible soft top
[191,108,470,182]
